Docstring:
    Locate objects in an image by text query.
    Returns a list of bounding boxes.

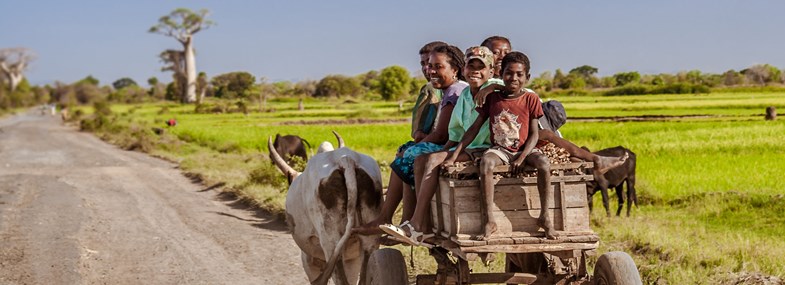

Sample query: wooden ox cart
[365,161,641,285]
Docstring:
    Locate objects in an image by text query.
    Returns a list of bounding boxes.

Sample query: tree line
[2,7,785,112]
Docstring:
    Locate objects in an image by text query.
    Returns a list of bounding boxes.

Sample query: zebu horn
[332,130,345,148]
[268,136,300,182]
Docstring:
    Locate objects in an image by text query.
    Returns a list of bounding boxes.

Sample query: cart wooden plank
[460,242,599,254]
[443,180,589,211]
[416,272,537,285]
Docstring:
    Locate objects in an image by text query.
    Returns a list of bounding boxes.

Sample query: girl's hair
[501,51,531,77]
[431,45,466,81]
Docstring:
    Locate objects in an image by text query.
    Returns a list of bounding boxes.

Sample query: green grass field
[82,91,785,284]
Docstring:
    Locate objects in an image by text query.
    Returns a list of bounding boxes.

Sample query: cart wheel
[365,248,408,285]
[593,251,642,285]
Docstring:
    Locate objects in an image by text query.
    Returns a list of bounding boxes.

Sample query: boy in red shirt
[443,51,556,240]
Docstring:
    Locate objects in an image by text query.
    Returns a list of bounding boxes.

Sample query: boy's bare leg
[353,172,404,235]
[525,152,557,239]
[407,152,430,222]
[538,129,627,174]
[477,152,503,240]
[409,151,452,233]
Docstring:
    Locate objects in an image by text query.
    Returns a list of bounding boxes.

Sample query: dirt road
[0,111,306,284]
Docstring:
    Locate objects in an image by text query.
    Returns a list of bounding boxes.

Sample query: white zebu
[269,132,383,285]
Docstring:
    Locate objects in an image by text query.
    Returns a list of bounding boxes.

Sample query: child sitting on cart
[444,51,557,240]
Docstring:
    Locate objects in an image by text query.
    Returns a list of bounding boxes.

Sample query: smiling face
[489,40,511,77]
[464,59,492,90]
[427,52,458,89]
[502,62,530,94]
[419,52,431,79]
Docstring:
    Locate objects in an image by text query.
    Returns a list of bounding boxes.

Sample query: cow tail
[301,139,314,157]
[319,155,358,285]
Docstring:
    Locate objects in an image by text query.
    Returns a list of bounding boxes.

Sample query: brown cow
[271,134,311,166]
[583,146,638,217]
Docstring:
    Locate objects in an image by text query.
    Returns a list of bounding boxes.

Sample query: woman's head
[500,51,531,94]
[419,41,447,79]
[428,45,465,89]
[463,46,494,90]
[481,36,512,78]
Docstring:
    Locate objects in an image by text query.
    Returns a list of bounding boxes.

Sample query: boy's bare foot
[537,216,558,240]
[352,219,387,235]
[474,222,497,241]
[594,153,628,175]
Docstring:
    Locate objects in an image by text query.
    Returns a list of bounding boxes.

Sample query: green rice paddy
[90,91,784,284]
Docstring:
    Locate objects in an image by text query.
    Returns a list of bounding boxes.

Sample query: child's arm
[445,94,467,148]
[474,83,504,108]
[511,118,540,174]
[442,114,487,167]
[442,140,458,151]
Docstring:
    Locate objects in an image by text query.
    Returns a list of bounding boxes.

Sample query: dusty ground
[0,110,306,284]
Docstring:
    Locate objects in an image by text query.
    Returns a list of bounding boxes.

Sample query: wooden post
[765,106,776,120]
[559,181,567,231]
[399,100,404,112]
[259,93,265,112]
[435,183,445,235]
[298,98,304,111]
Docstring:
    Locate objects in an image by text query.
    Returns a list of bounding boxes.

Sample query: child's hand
[474,86,494,108]
[413,130,427,142]
[441,157,457,169]
[510,156,527,174]
[474,83,504,107]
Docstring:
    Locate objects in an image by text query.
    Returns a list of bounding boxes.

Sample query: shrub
[194,102,228,114]
[377,65,412,101]
[247,162,288,190]
[235,100,248,114]
[93,100,112,116]
[711,86,785,93]
[650,83,710,94]
[79,101,113,131]
[604,83,710,96]
[70,109,85,122]
[211,72,256,99]
[605,84,650,96]
[218,142,242,153]
[125,125,156,152]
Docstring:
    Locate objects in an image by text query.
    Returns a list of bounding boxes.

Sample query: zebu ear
[268,136,300,184]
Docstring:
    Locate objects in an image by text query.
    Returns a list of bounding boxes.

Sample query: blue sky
[1,1,784,86]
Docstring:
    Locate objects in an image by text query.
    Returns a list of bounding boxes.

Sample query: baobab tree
[159,49,187,101]
[0,48,34,92]
[149,8,214,103]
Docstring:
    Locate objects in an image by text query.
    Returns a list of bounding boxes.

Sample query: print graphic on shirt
[492,109,521,149]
